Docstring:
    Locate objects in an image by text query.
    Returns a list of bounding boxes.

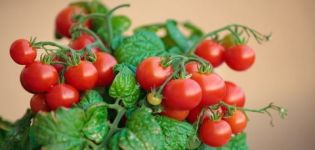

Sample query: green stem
[34,41,69,50]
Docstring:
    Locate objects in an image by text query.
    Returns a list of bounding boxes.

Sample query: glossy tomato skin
[191,72,226,106]
[195,40,225,67]
[161,107,189,121]
[223,110,247,134]
[136,57,173,90]
[224,45,255,71]
[187,106,223,124]
[30,94,49,113]
[69,34,100,53]
[10,39,36,65]
[185,61,200,74]
[93,52,117,87]
[20,62,58,93]
[55,6,89,38]
[223,81,246,107]
[163,78,202,110]
[65,61,98,91]
[46,84,80,110]
[199,119,232,147]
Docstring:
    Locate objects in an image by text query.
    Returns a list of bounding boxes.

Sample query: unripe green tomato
[147,93,162,105]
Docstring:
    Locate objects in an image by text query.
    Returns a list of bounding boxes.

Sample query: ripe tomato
[163,78,202,110]
[46,84,80,110]
[10,39,36,65]
[20,62,58,93]
[185,61,200,74]
[223,81,246,107]
[161,107,189,121]
[136,57,173,90]
[224,45,255,71]
[55,6,89,38]
[30,94,49,113]
[187,106,223,124]
[93,52,117,87]
[223,110,247,134]
[65,60,98,91]
[195,40,225,67]
[199,119,232,147]
[69,34,100,53]
[191,72,226,106]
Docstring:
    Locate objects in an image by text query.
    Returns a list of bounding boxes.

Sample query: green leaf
[126,107,165,150]
[112,15,132,36]
[155,116,195,150]
[82,104,109,144]
[0,110,33,150]
[31,108,87,150]
[78,90,104,110]
[134,23,165,33]
[109,64,140,107]
[182,21,204,48]
[165,19,189,52]
[109,128,146,150]
[114,30,167,66]
[197,133,249,150]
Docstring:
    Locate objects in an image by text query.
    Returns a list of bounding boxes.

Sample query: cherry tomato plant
[1,1,287,150]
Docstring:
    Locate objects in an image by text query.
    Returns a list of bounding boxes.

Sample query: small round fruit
[163,78,202,110]
[69,34,100,53]
[187,106,223,124]
[10,39,36,65]
[224,45,255,71]
[191,72,226,106]
[65,61,98,91]
[195,40,225,67]
[30,94,49,113]
[221,34,238,49]
[223,110,247,134]
[20,62,58,93]
[223,81,246,107]
[136,57,173,90]
[46,84,80,110]
[161,107,189,121]
[185,61,200,74]
[147,93,162,106]
[93,52,117,87]
[199,119,232,147]
[55,6,89,38]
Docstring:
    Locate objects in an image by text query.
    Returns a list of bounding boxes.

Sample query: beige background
[0,0,314,149]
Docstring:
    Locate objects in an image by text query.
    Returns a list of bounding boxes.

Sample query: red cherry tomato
[163,78,202,110]
[199,119,232,147]
[195,40,225,67]
[20,62,58,93]
[65,61,98,91]
[69,34,100,53]
[93,52,117,87]
[224,45,255,71]
[46,84,80,110]
[10,39,36,65]
[185,61,200,74]
[187,106,223,124]
[191,72,226,106]
[161,107,189,121]
[30,94,50,113]
[136,57,173,90]
[223,81,246,107]
[55,6,89,38]
[223,110,247,134]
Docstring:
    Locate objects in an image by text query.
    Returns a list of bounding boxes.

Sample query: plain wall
[0,0,314,149]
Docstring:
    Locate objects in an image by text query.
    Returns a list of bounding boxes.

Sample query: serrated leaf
[82,104,109,144]
[114,30,167,66]
[31,108,87,150]
[78,90,104,110]
[165,19,189,52]
[109,64,140,107]
[0,110,33,150]
[126,107,165,150]
[155,116,195,150]
[109,128,146,150]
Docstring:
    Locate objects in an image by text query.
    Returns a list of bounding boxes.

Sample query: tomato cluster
[136,39,250,147]
[10,6,117,113]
